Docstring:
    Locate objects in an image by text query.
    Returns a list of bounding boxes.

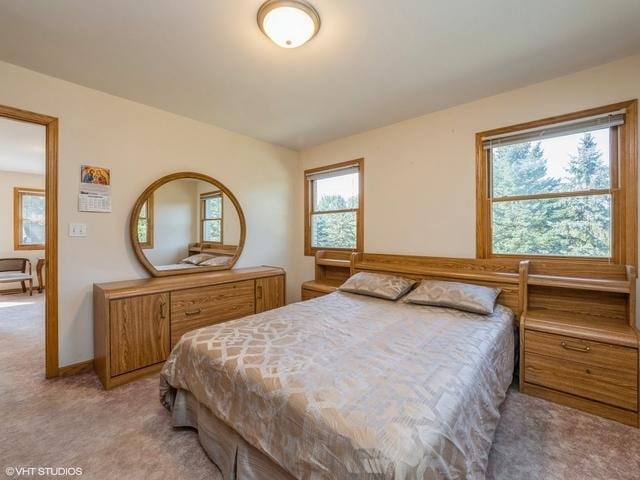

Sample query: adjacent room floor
[1,293,638,480]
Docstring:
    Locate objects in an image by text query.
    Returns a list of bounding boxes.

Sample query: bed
[160,254,522,479]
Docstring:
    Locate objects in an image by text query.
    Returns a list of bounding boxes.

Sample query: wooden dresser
[519,262,639,427]
[94,266,285,389]
[301,250,352,300]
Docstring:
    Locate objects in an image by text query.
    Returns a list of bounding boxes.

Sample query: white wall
[296,54,640,327]
[0,170,45,290]
[0,60,299,367]
[143,179,198,266]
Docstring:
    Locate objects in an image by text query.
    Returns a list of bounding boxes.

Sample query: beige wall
[143,179,199,266]
[0,170,45,290]
[0,60,299,367]
[296,54,640,327]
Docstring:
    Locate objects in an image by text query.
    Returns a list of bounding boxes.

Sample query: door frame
[0,104,59,378]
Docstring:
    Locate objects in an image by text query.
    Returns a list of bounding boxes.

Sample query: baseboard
[58,359,94,377]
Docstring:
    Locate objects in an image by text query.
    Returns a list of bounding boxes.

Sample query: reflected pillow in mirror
[199,256,232,267]
[180,253,215,265]
[338,272,416,300]
[404,280,501,314]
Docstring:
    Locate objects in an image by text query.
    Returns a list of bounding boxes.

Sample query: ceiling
[0,116,45,175]
[0,1,639,150]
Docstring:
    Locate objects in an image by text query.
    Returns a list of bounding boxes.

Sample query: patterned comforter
[160,291,515,479]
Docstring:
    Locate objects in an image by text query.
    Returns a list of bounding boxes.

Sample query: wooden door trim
[0,104,59,378]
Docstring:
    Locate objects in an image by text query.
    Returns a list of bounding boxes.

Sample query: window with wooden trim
[14,187,45,250]
[476,100,637,266]
[137,196,154,249]
[304,159,364,256]
[201,191,223,244]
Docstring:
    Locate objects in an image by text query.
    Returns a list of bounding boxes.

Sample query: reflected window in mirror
[201,191,223,244]
[137,196,154,249]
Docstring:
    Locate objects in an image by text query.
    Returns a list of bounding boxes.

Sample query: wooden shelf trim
[302,280,341,293]
[316,258,351,268]
[527,274,632,293]
[525,309,638,347]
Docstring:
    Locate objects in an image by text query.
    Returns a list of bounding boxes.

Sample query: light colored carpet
[1,293,638,479]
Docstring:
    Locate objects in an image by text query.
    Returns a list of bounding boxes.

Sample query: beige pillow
[404,279,501,314]
[180,253,214,265]
[339,272,416,300]
[199,256,232,267]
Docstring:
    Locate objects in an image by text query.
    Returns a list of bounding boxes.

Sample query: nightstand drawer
[301,287,327,300]
[525,352,638,410]
[525,330,638,371]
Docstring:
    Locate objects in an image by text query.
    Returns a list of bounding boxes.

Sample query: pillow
[180,253,214,265]
[404,279,500,314]
[338,272,416,300]
[199,256,232,267]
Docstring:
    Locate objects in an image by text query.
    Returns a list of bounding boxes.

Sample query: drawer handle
[560,341,590,353]
[160,301,167,319]
[185,308,201,316]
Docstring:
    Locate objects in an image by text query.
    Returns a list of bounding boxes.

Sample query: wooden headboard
[350,252,525,315]
[349,252,636,326]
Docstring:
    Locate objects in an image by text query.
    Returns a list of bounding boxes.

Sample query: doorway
[0,104,58,378]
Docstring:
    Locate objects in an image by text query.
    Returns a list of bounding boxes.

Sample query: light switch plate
[69,223,87,237]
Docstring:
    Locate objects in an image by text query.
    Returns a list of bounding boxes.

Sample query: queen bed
[160,254,523,479]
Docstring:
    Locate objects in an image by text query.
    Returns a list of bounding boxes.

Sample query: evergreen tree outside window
[304,159,364,255]
[476,101,637,265]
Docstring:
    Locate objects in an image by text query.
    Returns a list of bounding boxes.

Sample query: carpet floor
[1,293,638,479]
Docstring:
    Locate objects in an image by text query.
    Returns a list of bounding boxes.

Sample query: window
[201,191,223,244]
[476,100,637,265]
[304,159,364,255]
[14,187,45,250]
[137,196,154,249]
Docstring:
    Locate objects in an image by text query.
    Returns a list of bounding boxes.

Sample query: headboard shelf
[527,274,632,293]
[316,257,351,268]
[525,308,637,347]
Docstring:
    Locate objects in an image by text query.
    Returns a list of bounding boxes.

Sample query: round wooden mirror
[130,172,246,277]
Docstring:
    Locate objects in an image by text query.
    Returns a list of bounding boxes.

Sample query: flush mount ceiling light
[257,0,320,48]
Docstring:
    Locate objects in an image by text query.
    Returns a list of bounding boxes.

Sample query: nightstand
[301,280,339,300]
[301,250,353,300]
[519,265,639,427]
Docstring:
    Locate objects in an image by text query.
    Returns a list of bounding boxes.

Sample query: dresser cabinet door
[170,280,255,347]
[256,275,285,313]
[109,293,170,376]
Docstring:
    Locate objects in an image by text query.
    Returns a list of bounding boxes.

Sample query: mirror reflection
[135,178,241,272]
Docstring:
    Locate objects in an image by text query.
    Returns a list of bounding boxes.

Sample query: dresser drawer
[524,352,638,411]
[525,330,638,371]
[171,280,255,347]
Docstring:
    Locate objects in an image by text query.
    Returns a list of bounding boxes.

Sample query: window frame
[304,158,364,256]
[476,100,637,267]
[13,187,46,250]
[200,190,223,244]
[137,195,154,249]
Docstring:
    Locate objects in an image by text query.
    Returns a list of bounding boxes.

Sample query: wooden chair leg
[21,281,26,293]
[28,279,33,296]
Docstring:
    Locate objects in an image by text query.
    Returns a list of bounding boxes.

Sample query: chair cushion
[0,272,32,282]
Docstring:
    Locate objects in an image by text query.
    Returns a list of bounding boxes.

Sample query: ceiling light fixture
[257,0,320,49]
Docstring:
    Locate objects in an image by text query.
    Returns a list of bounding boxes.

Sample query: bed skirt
[164,385,295,480]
